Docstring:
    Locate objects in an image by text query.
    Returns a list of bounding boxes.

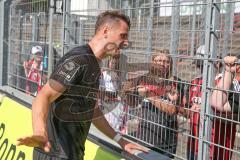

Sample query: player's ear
[102,24,111,38]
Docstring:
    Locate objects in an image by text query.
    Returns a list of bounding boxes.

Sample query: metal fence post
[61,0,65,57]
[197,1,212,159]
[79,20,83,45]
[32,14,38,42]
[122,0,131,17]
[0,0,5,86]
[200,0,207,45]
[17,10,24,90]
[135,0,141,31]
[61,0,71,56]
[170,0,180,76]
[48,0,54,76]
[190,0,197,56]
[65,0,71,49]
[198,0,220,159]
[146,0,154,64]
[223,2,235,57]
[0,0,12,86]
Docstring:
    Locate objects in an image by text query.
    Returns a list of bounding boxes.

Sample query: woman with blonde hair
[126,49,186,159]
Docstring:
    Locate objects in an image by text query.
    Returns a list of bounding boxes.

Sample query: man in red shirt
[187,47,207,159]
[187,75,203,160]
[23,46,46,95]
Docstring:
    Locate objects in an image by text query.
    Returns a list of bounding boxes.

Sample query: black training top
[228,81,240,118]
[228,92,239,113]
[34,44,101,160]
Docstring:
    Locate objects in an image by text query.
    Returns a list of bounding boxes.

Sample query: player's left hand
[118,138,149,155]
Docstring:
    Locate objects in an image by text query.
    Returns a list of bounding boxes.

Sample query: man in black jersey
[17,11,147,160]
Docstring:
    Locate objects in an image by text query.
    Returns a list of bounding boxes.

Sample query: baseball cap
[31,46,43,55]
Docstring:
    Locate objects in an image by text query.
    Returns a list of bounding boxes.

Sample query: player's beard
[104,42,120,57]
[106,49,120,57]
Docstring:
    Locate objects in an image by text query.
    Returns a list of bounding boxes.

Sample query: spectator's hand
[23,61,29,76]
[122,81,135,93]
[23,61,27,69]
[188,103,201,120]
[118,138,148,155]
[23,61,31,69]
[167,91,178,102]
[224,56,238,73]
[17,133,51,152]
[23,61,28,74]
[190,103,201,112]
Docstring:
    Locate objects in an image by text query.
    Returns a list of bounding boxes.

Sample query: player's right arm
[32,80,64,136]
[17,79,66,152]
[17,55,87,152]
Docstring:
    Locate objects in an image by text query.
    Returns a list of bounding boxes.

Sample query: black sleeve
[228,92,240,114]
[182,82,190,108]
[175,77,189,107]
[122,76,144,107]
[50,57,86,90]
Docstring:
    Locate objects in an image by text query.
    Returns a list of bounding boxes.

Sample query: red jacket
[25,59,43,94]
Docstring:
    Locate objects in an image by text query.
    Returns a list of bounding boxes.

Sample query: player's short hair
[95,10,130,34]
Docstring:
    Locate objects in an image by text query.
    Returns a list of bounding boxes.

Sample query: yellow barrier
[0,96,33,160]
[0,95,123,160]
[85,141,123,160]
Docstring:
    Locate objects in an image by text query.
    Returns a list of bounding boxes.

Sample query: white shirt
[100,70,120,92]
